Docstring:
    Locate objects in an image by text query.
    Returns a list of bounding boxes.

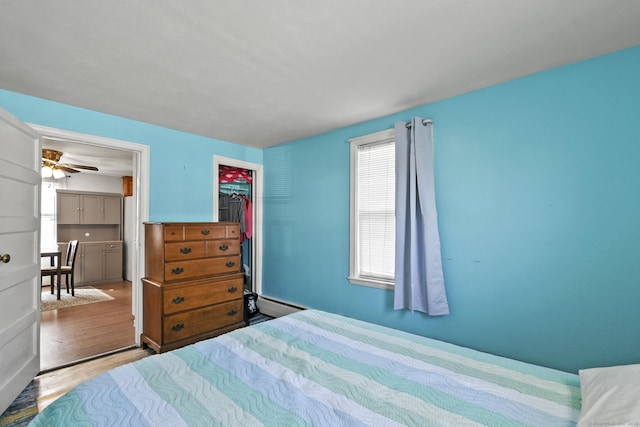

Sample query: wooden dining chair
[41,240,79,297]
[41,253,59,295]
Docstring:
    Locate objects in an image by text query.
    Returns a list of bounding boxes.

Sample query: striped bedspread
[30,309,581,426]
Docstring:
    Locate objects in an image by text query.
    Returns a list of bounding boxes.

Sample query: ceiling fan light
[41,165,53,178]
[52,168,66,179]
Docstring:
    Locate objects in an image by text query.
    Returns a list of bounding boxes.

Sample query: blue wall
[3,46,638,374]
[262,46,640,373]
[0,90,262,221]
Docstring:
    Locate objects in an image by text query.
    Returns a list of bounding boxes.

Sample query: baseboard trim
[257,296,306,318]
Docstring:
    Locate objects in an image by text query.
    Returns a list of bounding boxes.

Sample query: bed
[30,309,582,426]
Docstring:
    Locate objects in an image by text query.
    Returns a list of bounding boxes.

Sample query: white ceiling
[2,0,640,153]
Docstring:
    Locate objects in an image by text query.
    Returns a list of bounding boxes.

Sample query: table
[41,251,62,300]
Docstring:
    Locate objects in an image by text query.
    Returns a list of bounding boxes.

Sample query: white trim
[348,128,395,146]
[348,276,393,291]
[213,155,263,295]
[28,124,150,346]
[348,128,395,290]
[0,108,41,139]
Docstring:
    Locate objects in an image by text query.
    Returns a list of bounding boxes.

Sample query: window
[348,129,395,290]
[40,180,59,250]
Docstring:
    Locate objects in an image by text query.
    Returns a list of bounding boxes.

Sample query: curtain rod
[405,119,433,128]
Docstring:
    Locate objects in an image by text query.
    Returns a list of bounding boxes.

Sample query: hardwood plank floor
[36,347,154,411]
[40,280,136,372]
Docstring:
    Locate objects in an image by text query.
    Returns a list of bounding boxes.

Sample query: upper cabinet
[57,190,122,225]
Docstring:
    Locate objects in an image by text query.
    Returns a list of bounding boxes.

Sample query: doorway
[31,124,150,370]
[39,280,134,371]
[213,156,263,295]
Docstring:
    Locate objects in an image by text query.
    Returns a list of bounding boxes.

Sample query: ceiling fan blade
[42,149,99,172]
[57,165,80,173]
[61,163,99,171]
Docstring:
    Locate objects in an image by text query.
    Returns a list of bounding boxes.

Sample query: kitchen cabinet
[59,241,123,285]
[57,190,121,224]
[103,242,124,282]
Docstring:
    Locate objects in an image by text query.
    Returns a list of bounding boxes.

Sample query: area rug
[0,379,37,427]
[41,287,114,312]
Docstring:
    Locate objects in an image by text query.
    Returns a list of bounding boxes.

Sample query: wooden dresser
[141,222,245,353]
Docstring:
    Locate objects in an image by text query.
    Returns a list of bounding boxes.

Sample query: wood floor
[40,280,136,372]
[36,347,154,412]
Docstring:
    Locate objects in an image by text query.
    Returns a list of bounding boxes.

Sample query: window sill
[348,276,393,291]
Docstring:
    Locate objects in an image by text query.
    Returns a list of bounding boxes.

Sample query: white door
[0,107,41,413]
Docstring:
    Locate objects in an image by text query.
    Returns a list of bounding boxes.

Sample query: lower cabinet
[81,243,104,283]
[59,241,123,285]
[103,244,123,282]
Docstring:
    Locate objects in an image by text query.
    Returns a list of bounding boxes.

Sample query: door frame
[213,156,263,295]
[29,124,150,345]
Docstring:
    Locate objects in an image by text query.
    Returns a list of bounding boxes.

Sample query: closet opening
[218,165,253,292]
[213,156,263,296]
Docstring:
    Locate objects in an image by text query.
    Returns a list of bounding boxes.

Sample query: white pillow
[577,363,640,426]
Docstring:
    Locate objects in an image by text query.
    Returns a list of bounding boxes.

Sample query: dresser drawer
[163,300,243,342]
[164,255,240,280]
[225,224,240,239]
[184,224,227,240]
[164,225,184,241]
[163,277,243,314]
[164,241,205,261]
[206,239,240,257]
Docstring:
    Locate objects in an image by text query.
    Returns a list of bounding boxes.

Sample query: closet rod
[405,119,433,129]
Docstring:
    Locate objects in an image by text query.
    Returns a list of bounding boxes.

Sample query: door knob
[0,253,10,263]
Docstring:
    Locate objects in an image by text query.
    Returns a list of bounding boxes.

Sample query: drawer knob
[227,309,238,316]
[179,247,192,254]
[225,261,235,268]
[228,286,237,293]
[219,245,229,251]
[172,296,185,304]
[171,267,185,275]
[172,323,185,331]
[201,229,211,236]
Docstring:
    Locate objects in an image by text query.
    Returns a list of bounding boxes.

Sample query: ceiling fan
[41,148,99,179]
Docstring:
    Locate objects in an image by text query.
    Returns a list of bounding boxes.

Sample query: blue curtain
[394,118,449,315]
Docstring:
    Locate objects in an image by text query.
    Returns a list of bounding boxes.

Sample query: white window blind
[349,129,395,289]
[40,180,58,251]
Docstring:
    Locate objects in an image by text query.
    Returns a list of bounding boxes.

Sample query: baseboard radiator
[257,296,306,318]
